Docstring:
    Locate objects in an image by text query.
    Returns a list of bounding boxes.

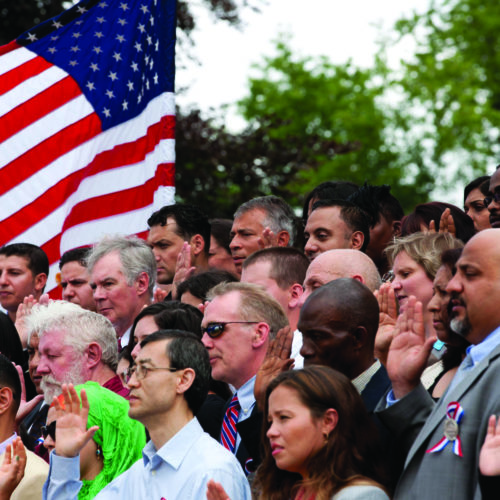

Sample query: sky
[176,0,431,128]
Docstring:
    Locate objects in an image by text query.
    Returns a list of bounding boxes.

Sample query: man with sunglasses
[201,282,289,474]
[0,353,48,499]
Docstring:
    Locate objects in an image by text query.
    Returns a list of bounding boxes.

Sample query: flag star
[76,6,87,13]
[155,40,159,51]
[75,20,83,25]
[103,108,111,117]
[70,46,80,52]
[93,46,103,54]
[26,33,37,42]
[146,35,152,45]
[120,2,129,10]
[48,47,57,54]
[96,16,106,23]
[108,71,118,81]
[153,73,158,84]
[145,79,150,90]
[138,23,146,33]
[99,1,108,7]
[131,61,139,72]
[122,100,128,110]
[145,55,150,65]
[140,4,149,13]
[95,31,104,38]
[149,59,154,70]
[52,20,63,29]
[134,42,142,52]
[127,80,134,91]
[137,94,142,104]
[105,90,115,99]
[116,34,126,43]
[69,60,78,67]
[118,18,127,26]
[86,82,96,91]
[51,35,59,41]
[149,15,154,25]
[112,52,122,62]
[72,32,82,38]
[90,62,100,71]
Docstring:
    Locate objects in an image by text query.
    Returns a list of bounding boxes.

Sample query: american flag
[0,0,176,295]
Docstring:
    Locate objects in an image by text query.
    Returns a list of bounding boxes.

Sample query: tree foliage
[393,0,500,183]
[176,41,433,215]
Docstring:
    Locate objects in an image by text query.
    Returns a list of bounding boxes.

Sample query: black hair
[209,219,233,253]
[0,243,49,277]
[0,353,21,411]
[59,246,91,270]
[302,181,359,221]
[147,204,211,255]
[310,199,371,252]
[348,183,404,227]
[141,330,210,415]
[464,175,491,202]
[176,270,238,303]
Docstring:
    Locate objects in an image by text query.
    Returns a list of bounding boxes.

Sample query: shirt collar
[142,417,202,470]
[235,375,256,416]
[466,324,500,367]
[352,360,381,394]
[0,433,17,456]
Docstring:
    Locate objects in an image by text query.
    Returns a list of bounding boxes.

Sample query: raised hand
[52,384,99,458]
[14,363,43,426]
[428,208,457,238]
[254,326,294,410]
[480,415,500,477]
[15,295,37,348]
[172,242,196,299]
[257,227,278,249]
[374,283,398,366]
[386,296,436,399]
[206,479,231,500]
[0,437,26,500]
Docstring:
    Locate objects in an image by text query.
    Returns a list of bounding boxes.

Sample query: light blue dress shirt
[43,417,251,500]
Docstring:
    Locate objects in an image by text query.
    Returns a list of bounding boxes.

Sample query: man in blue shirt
[377,228,500,499]
[44,330,251,499]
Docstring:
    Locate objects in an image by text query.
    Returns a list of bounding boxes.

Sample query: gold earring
[323,432,329,445]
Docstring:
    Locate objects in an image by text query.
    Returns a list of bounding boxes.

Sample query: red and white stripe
[0,43,175,295]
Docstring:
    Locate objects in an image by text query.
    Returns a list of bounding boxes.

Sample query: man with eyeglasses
[484,165,500,228]
[201,282,289,475]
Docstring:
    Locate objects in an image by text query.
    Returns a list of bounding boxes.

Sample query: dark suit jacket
[376,342,500,500]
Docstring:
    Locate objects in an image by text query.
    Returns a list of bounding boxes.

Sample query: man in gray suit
[377,228,500,499]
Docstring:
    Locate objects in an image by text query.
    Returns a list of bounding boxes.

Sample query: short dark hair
[348,183,404,227]
[141,330,210,415]
[311,199,371,252]
[59,247,91,270]
[464,175,490,202]
[176,270,238,303]
[209,219,233,253]
[401,202,476,244]
[242,247,309,289]
[147,204,211,256]
[129,301,203,352]
[0,353,21,412]
[302,181,359,221]
[0,243,49,278]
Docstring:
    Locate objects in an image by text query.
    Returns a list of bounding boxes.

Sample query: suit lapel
[405,344,500,467]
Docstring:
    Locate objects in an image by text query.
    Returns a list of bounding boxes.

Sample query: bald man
[298,249,381,308]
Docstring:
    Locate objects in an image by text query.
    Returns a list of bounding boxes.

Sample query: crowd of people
[1,170,500,499]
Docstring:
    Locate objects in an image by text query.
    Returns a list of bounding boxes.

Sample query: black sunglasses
[201,321,259,339]
[41,420,56,441]
[484,192,500,207]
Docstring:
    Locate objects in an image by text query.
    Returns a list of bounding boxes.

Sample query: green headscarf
[72,382,146,500]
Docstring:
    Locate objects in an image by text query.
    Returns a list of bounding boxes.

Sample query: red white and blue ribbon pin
[426,401,464,457]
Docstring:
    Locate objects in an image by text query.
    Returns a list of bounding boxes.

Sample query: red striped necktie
[221,394,240,453]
